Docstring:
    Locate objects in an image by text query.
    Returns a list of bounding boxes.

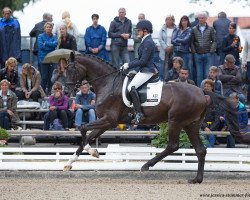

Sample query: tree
[189,0,250,7]
[0,0,38,12]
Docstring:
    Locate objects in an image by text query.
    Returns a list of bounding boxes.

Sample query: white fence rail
[0,145,250,171]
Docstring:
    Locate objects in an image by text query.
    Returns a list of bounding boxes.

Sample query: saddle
[122,70,163,107]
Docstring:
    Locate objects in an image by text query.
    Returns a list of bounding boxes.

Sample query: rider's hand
[120,63,129,71]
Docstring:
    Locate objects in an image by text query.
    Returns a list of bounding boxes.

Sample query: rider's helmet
[136,20,153,33]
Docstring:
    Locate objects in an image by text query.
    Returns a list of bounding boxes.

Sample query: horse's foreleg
[185,125,207,184]
[141,123,181,171]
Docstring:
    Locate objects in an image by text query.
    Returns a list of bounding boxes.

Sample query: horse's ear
[70,52,75,62]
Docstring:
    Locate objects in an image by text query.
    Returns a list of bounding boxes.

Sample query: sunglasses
[53,88,62,90]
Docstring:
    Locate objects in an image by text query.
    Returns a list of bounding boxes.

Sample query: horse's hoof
[90,149,99,158]
[63,165,72,171]
[140,164,149,172]
[188,177,203,184]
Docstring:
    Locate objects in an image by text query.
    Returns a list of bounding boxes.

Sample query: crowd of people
[0,6,250,148]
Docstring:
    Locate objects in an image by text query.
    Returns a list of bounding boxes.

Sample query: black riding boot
[129,86,145,124]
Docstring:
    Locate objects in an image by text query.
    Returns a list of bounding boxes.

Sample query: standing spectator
[218,54,245,102]
[58,24,77,51]
[0,57,18,92]
[165,56,183,82]
[171,15,193,80]
[84,14,109,61]
[0,7,21,68]
[242,35,250,104]
[18,63,45,102]
[200,66,223,95]
[159,15,176,80]
[191,11,216,86]
[29,12,53,58]
[222,22,242,66]
[38,22,58,94]
[213,12,231,65]
[190,12,199,28]
[44,82,69,130]
[201,79,221,148]
[0,79,19,130]
[74,80,96,131]
[171,67,195,85]
[51,58,67,89]
[108,8,132,69]
[53,11,78,39]
[132,13,145,59]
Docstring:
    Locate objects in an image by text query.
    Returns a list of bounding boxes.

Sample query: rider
[121,20,158,124]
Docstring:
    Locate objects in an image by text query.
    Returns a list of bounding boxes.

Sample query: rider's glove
[120,63,129,71]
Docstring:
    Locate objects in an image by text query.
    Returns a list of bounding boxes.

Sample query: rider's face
[137,29,144,38]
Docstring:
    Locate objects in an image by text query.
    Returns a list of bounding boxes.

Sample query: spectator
[0,79,19,129]
[201,79,221,147]
[190,12,199,28]
[200,66,223,95]
[74,80,96,131]
[226,92,248,148]
[0,7,21,68]
[171,15,193,80]
[84,14,109,61]
[159,15,177,80]
[191,11,216,86]
[213,11,231,65]
[165,56,183,82]
[108,8,132,69]
[44,82,69,130]
[218,54,245,102]
[29,12,53,58]
[0,57,18,92]
[222,22,242,66]
[171,67,195,85]
[38,22,58,94]
[132,13,145,59]
[51,58,67,88]
[53,11,78,39]
[58,24,77,51]
[242,34,250,104]
[18,63,45,102]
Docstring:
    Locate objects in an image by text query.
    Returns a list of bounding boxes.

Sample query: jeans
[205,135,216,148]
[75,108,96,127]
[111,44,130,69]
[194,53,212,87]
[40,63,54,93]
[226,135,235,148]
[47,109,68,129]
[246,62,250,103]
[0,112,11,130]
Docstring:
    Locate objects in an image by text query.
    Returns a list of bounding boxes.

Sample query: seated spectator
[74,80,96,131]
[201,79,221,147]
[18,63,45,102]
[218,54,245,103]
[58,24,77,51]
[51,58,67,88]
[200,66,223,95]
[0,79,19,130]
[0,57,18,92]
[165,57,183,82]
[44,82,69,130]
[171,67,195,85]
[226,92,248,148]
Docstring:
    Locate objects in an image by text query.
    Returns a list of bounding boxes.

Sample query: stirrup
[131,113,145,124]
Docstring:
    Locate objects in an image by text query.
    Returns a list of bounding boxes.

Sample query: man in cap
[218,54,245,102]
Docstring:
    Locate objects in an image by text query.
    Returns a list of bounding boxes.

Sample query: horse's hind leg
[141,122,181,171]
[184,123,207,184]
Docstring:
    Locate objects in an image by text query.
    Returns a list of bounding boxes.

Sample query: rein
[87,69,121,84]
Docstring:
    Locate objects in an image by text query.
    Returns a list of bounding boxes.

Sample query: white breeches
[127,72,154,92]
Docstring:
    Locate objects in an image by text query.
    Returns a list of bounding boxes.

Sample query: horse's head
[64,54,87,96]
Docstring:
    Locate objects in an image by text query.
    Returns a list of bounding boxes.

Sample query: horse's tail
[203,90,240,136]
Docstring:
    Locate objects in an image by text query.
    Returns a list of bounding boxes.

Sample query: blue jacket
[129,35,157,73]
[237,102,248,132]
[171,27,192,53]
[37,32,58,64]
[84,25,109,61]
[75,90,96,111]
[0,17,21,63]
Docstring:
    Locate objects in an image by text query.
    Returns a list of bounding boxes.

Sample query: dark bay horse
[64,54,250,183]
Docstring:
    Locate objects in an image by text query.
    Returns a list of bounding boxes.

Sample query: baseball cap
[225,54,235,63]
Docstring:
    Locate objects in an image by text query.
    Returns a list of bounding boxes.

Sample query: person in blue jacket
[84,14,110,62]
[120,20,158,124]
[0,7,21,68]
